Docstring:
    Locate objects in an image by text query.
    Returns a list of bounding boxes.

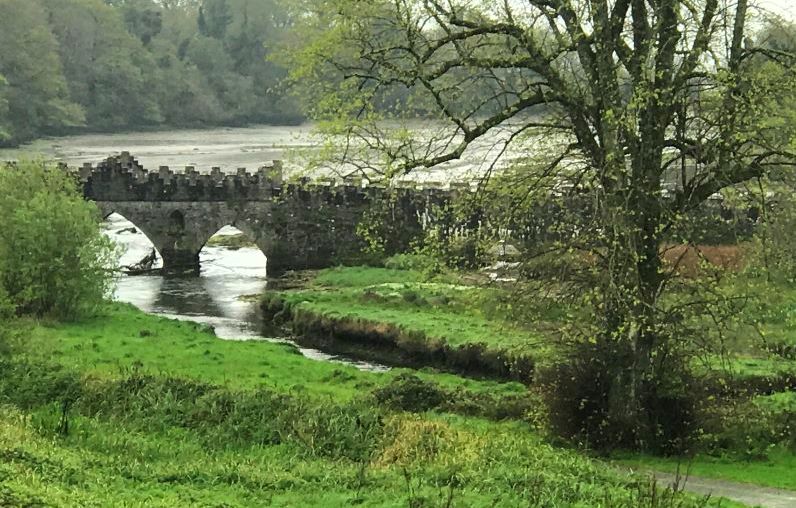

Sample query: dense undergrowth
[0,304,735,507]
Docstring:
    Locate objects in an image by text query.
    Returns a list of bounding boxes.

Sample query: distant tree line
[0,0,302,147]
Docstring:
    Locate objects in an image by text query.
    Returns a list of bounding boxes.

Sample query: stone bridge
[70,153,464,275]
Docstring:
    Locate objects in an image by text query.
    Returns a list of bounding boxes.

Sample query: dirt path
[648,471,796,508]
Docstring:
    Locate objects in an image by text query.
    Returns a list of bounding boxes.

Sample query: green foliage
[0,0,84,145]
[0,160,116,319]
[0,0,302,147]
[696,393,796,460]
[746,189,796,282]
[373,373,445,412]
[384,253,441,275]
[43,0,163,128]
[0,305,734,507]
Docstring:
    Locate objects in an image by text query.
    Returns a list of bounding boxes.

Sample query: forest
[0,0,302,147]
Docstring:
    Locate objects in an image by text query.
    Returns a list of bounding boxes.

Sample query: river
[0,124,525,371]
[0,122,547,183]
[104,212,389,373]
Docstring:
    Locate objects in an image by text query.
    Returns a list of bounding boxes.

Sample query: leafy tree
[289,0,796,448]
[121,2,163,45]
[149,43,227,125]
[0,0,84,145]
[0,161,117,320]
[42,0,163,129]
[201,0,232,39]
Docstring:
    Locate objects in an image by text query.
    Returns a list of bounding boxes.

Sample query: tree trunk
[601,190,664,448]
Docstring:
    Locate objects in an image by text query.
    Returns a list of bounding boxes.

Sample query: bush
[384,253,439,273]
[372,373,445,412]
[539,340,698,454]
[698,394,796,458]
[0,160,117,319]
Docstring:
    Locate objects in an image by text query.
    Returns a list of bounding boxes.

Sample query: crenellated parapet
[67,152,476,204]
[66,152,286,202]
[68,152,472,275]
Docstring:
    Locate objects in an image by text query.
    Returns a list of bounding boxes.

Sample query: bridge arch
[199,225,267,276]
[101,211,162,269]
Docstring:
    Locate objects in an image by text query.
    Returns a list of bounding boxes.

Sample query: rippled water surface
[0,124,314,170]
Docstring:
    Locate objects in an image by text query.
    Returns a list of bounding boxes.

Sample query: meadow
[260,265,796,492]
[0,303,740,507]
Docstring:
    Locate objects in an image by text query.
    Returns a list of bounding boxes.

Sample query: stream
[104,213,389,373]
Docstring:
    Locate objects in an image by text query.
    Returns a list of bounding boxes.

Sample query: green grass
[9,303,527,401]
[276,266,552,353]
[0,403,736,508]
[314,265,427,287]
[0,303,735,507]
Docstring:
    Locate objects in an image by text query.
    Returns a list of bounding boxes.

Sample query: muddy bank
[260,293,536,383]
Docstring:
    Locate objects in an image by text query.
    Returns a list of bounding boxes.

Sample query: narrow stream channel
[104,213,390,373]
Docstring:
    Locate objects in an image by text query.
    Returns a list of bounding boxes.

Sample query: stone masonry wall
[71,153,454,274]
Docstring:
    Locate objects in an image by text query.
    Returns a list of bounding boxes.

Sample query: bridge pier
[158,247,201,275]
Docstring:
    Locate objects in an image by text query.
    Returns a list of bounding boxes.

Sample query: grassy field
[8,303,533,406]
[0,303,739,507]
[262,266,796,492]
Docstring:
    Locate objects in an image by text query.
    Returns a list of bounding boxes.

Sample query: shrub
[372,373,445,412]
[698,394,796,458]
[0,160,117,319]
[538,340,698,454]
[384,253,439,273]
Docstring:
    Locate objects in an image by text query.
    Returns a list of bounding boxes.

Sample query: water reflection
[104,216,389,372]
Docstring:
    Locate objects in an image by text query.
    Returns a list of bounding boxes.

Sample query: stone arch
[231,216,287,276]
[100,211,162,268]
[199,224,267,274]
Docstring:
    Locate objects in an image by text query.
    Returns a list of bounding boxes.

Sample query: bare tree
[289,0,796,447]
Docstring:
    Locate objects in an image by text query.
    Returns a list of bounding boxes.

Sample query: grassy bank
[260,266,796,491]
[261,267,796,387]
[261,267,554,381]
[0,303,737,507]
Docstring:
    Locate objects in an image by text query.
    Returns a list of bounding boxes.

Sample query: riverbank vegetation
[1,303,740,507]
[0,160,116,319]
[259,260,796,490]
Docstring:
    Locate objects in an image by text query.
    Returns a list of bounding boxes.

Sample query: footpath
[649,471,796,508]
